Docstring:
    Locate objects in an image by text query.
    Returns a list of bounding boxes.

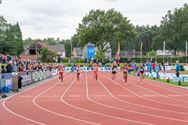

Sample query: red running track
[0,72,188,125]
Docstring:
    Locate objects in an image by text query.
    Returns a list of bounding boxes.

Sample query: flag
[116,42,120,60]
[140,42,143,55]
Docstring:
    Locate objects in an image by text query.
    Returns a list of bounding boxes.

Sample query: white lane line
[117,83,188,110]
[1,74,68,125]
[102,73,188,112]
[97,77,188,123]
[110,72,188,103]
[61,73,149,125]
[131,76,188,96]
[121,76,188,103]
[85,73,154,125]
[2,78,58,125]
[32,76,100,125]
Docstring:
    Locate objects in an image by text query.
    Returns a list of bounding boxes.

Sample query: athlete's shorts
[59,72,63,75]
[94,71,98,75]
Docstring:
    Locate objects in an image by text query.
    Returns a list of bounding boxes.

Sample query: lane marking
[97,75,188,123]
[61,73,152,125]
[32,74,100,125]
[102,73,188,110]
[1,74,68,125]
[85,73,154,125]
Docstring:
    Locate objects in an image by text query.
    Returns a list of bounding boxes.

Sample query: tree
[95,49,105,62]
[64,39,71,58]
[147,50,156,57]
[77,9,137,60]
[161,4,188,55]
[0,17,24,56]
[43,38,58,45]
[40,48,56,63]
[134,25,160,54]
[0,16,9,54]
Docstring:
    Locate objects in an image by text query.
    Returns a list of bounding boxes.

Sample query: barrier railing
[0,73,12,94]
[0,69,58,97]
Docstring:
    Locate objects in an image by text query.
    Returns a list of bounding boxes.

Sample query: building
[21,42,66,62]
[72,47,85,59]
[156,50,174,56]
[72,42,112,62]
[72,42,95,62]
[48,45,66,58]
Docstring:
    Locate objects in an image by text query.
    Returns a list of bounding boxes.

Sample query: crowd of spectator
[0,54,54,74]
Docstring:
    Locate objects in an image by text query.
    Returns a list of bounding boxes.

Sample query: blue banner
[87,47,95,63]
[0,73,13,93]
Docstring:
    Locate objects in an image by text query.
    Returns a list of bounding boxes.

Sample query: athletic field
[0,72,188,125]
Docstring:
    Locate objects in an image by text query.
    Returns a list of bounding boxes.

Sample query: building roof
[74,47,83,54]
[87,42,95,47]
[48,45,65,53]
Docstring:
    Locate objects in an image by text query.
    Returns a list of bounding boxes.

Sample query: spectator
[6,61,13,73]
[175,61,181,85]
[0,54,2,63]
[161,62,165,72]
[2,55,7,64]
[1,65,6,73]
[175,61,180,77]
[155,63,160,79]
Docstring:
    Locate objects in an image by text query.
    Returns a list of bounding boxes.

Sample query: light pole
[35,42,38,61]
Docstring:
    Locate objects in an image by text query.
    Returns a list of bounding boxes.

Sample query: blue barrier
[0,73,13,93]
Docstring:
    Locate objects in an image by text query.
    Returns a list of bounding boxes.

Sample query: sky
[0,0,187,40]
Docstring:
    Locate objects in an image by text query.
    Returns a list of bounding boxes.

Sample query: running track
[0,72,188,125]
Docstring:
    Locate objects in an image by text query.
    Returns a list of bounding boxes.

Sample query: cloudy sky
[0,0,187,40]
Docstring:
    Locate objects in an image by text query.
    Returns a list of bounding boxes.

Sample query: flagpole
[186,41,187,63]
[140,42,143,63]
[163,41,165,63]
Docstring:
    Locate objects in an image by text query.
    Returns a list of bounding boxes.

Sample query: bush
[120,56,188,63]
[61,58,68,63]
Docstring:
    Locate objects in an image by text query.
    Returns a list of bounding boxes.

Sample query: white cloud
[0,0,187,39]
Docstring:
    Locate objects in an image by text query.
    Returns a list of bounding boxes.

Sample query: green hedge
[120,56,188,63]
[61,58,68,63]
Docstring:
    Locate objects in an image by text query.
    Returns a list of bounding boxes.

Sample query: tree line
[0,3,187,61]
[0,16,23,56]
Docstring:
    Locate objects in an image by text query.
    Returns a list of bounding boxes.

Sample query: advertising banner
[0,73,12,93]
[18,71,32,86]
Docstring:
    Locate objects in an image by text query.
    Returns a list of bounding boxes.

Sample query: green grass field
[147,77,188,86]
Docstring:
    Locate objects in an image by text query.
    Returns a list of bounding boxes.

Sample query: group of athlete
[58,65,81,82]
[57,63,145,84]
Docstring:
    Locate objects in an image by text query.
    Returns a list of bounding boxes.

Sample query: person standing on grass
[175,61,181,85]
[58,66,64,83]
[93,63,99,80]
[122,63,129,85]
[155,63,160,79]
[139,64,145,84]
